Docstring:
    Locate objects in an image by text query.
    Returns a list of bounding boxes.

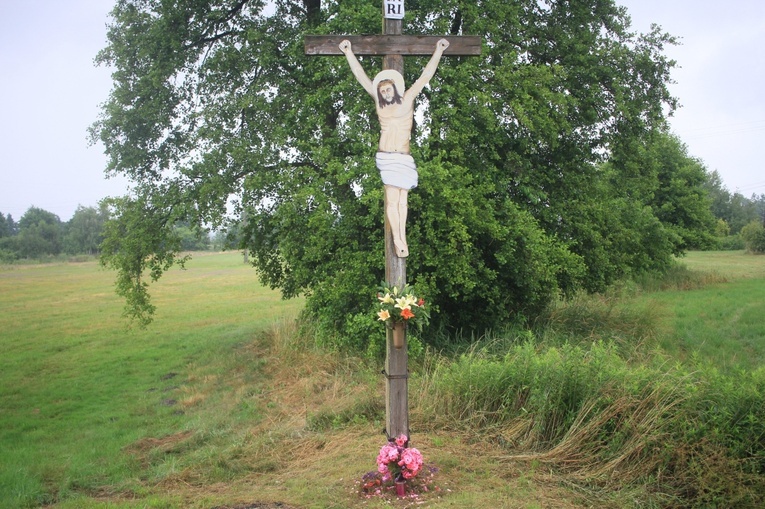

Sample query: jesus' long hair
[377,80,403,108]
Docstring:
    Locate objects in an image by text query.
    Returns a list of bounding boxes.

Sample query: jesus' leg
[397,188,409,257]
[385,185,409,258]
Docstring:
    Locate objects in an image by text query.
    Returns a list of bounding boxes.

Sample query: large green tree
[606,131,717,254]
[646,133,716,251]
[0,213,18,261]
[63,204,111,255]
[15,207,63,258]
[94,0,682,340]
[0,213,15,238]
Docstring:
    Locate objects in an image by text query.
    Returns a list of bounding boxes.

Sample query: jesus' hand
[339,40,352,54]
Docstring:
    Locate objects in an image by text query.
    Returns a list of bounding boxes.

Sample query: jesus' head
[377,79,403,107]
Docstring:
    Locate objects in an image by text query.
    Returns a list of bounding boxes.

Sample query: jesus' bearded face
[377,80,402,107]
[380,82,396,103]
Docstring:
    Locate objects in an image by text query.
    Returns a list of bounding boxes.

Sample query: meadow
[1,251,763,508]
[0,253,303,508]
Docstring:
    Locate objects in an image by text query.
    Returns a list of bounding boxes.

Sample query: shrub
[741,221,765,253]
[714,218,731,237]
[717,233,745,251]
[0,248,19,263]
[634,262,728,292]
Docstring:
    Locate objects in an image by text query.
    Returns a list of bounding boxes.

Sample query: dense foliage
[0,213,16,238]
[1,206,98,259]
[93,0,716,342]
[0,207,69,260]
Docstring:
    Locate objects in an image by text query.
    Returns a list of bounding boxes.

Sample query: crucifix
[305,1,480,443]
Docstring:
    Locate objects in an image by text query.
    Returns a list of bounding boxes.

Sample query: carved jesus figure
[339,38,450,258]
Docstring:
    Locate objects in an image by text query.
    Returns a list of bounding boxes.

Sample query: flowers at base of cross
[376,434,424,482]
[357,464,441,500]
[376,283,430,333]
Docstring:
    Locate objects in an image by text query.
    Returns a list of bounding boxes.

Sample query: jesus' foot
[393,238,409,258]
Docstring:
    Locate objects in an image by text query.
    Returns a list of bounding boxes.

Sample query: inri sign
[384,0,404,20]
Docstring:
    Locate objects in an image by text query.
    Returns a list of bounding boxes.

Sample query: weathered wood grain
[305,35,482,57]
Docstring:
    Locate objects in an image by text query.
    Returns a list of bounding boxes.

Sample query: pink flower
[377,443,399,469]
[395,434,408,447]
[399,448,423,478]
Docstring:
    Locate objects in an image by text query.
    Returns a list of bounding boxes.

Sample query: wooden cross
[305,2,480,443]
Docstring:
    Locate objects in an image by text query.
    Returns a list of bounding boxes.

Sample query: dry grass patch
[126,431,196,458]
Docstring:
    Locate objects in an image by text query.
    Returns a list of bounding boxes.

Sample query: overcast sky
[1,0,763,222]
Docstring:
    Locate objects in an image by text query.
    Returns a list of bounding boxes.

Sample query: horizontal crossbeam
[304,35,482,56]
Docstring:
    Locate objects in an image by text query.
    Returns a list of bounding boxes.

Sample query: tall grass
[415,340,765,507]
[636,262,765,371]
[535,290,663,361]
[678,250,765,280]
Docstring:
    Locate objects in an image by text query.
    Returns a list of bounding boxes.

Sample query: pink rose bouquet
[376,434,424,481]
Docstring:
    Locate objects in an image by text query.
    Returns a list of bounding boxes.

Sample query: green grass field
[646,252,765,370]
[0,253,302,508]
[680,250,765,280]
[1,250,763,508]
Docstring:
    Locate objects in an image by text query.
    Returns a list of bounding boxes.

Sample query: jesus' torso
[376,98,415,154]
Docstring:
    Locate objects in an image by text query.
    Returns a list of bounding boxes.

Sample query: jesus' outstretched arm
[339,40,374,98]
[405,39,450,99]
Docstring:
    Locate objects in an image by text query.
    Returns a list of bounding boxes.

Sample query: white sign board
[384,0,404,20]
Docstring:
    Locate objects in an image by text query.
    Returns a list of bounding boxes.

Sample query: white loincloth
[376,152,418,190]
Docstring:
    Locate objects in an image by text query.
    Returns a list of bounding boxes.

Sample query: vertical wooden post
[382,17,403,74]
[384,197,408,441]
[382,5,408,442]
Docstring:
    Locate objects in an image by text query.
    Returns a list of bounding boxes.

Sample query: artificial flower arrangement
[377,434,424,484]
[359,435,439,500]
[376,283,430,333]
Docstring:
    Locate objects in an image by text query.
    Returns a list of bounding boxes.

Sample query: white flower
[394,296,411,310]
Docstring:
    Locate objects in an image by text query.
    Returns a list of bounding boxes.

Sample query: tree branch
[186,0,251,49]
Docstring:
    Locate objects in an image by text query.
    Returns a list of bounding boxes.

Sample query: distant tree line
[0,203,212,262]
